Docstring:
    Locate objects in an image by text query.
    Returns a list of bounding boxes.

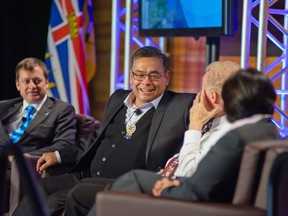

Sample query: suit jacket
[0,97,76,157]
[161,118,279,202]
[70,89,195,173]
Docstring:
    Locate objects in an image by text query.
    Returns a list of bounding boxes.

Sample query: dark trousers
[108,169,163,194]
[64,178,114,216]
[12,173,114,216]
[12,173,82,216]
[87,170,163,216]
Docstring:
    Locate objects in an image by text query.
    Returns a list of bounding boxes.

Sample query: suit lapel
[1,102,22,122]
[145,91,171,161]
[0,101,22,145]
[100,91,130,134]
[100,101,125,136]
[0,122,11,145]
[87,92,128,154]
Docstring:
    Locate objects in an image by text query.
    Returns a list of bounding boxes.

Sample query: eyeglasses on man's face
[131,70,165,82]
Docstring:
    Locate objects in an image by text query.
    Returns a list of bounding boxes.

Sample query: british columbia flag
[45,0,95,114]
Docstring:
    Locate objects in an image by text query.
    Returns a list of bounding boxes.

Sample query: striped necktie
[10,105,36,143]
[160,154,179,177]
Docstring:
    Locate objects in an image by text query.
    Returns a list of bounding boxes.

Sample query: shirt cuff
[54,150,62,164]
[183,130,201,146]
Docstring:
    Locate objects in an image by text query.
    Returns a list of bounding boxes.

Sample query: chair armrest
[41,163,75,177]
[9,155,72,214]
[96,191,265,216]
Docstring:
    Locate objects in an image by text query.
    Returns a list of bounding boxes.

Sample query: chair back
[267,151,288,216]
[232,140,288,210]
[75,114,101,140]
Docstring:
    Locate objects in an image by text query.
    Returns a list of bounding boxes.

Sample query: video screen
[141,0,222,30]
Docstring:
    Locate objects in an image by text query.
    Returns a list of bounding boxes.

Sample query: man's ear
[210,91,217,103]
[164,70,171,86]
[211,91,222,105]
[16,81,20,91]
[129,71,133,85]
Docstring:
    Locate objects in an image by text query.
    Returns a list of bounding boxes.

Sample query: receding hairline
[205,61,241,92]
[15,57,49,81]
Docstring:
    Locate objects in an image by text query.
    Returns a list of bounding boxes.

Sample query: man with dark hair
[96,68,278,209]
[12,46,195,216]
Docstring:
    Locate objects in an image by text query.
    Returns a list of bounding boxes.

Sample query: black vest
[89,106,155,178]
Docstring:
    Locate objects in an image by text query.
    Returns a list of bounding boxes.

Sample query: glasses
[131,71,165,82]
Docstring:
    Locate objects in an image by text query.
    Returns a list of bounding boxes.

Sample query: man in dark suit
[0,97,76,156]
[12,46,195,216]
[0,57,76,158]
[93,68,279,212]
[0,57,76,214]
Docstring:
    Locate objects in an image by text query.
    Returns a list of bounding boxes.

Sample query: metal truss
[110,0,165,93]
[241,0,288,137]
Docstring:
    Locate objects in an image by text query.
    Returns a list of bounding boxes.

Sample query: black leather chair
[268,151,288,216]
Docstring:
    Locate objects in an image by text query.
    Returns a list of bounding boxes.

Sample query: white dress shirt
[172,114,272,178]
[173,115,231,178]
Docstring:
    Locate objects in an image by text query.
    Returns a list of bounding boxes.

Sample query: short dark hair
[15,57,49,81]
[131,46,168,71]
[222,68,276,122]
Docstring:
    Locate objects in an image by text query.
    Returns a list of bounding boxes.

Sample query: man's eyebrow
[133,70,160,74]
[149,71,162,74]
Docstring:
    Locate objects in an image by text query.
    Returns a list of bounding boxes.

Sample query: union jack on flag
[45,0,95,114]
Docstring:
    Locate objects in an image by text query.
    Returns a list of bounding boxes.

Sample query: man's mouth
[139,88,155,93]
[28,92,39,95]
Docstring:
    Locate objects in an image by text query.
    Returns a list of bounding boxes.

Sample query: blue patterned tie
[10,105,36,144]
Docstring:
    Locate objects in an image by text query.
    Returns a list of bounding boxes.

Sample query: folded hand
[152,177,180,197]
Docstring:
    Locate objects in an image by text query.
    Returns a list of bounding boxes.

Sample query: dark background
[0,0,51,100]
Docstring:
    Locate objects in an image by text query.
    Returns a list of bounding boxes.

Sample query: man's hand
[8,155,14,163]
[152,178,180,197]
[36,152,58,174]
[7,155,14,169]
[189,89,222,130]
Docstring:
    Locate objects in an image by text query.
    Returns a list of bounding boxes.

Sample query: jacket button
[102,157,106,161]
[112,144,116,148]
[96,171,100,175]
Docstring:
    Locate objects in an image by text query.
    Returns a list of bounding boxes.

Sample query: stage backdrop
[0,0,51,100]
[0,0,95,114]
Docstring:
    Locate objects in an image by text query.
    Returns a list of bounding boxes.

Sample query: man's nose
[28,81,37,88]
[141,75,153,84]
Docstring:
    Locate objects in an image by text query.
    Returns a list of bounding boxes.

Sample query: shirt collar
[230,114,272,130]
[211,115,228,130]
[123,91,164,110]
[22,94,48,113]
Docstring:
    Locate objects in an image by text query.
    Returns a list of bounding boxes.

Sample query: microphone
[134,109,142,116]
